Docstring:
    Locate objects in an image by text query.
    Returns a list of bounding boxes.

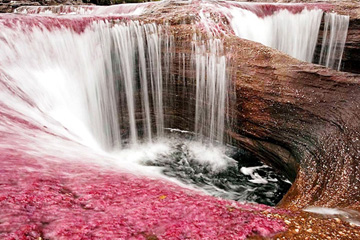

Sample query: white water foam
[187,141,235,172]
[0,14,231,177]
[0,19,169,150]
[241,166,271,184]
[0,8,293,204]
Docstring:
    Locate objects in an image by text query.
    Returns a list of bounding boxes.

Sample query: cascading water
[0,17,167,150]
[193,37,227,143]
[319,12,350,71]
[197,1,350,70]
[2,1,352,238]
[224,6,323,62]
[0,3,291,208]
[16,1,350,70]
[0,0,352,207]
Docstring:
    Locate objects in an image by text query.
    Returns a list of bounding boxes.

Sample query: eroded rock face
[143,2,360,211]
[342,18,360,74]
[313,15,360,74]
[0,1,359,238]
[2,0,360,212]
[225,38,360,210]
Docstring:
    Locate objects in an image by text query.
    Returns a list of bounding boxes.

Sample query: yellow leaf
[227,206,235,212]
[159,195,167,200]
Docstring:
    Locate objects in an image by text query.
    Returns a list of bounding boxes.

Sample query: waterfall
[15,1,350,70]
[0,14,230,150]
[224,6,323,62]
[0,18,169,150]
[0,1,351,151]
[197,1,350,70]
[193,37,228,143]
[319,13,350,71]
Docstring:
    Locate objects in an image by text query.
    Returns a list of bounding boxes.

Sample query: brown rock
[142,2,360,211]
[2,0,360,213]
[226,36,360,210]
[238,0,360,74]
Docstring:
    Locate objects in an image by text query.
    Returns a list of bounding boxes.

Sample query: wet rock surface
[250,210,360,240]
[342,18,360,74]
[1,0,360,239]
[220,36,360,211]
[146,2,360,212]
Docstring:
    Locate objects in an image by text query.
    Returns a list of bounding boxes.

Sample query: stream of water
[0,1,350,207]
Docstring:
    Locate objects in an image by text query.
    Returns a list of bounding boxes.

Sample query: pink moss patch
[0,10,288,239]
[0,14,132,34]
[0,151,287,239]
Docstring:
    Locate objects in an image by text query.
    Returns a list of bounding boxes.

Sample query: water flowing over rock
[137,0,360,210]
[0,6,292,236]
[318,13,349,70]
[1,0,360,238]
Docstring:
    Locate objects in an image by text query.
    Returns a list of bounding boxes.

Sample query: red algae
[216,1,333,18]
[0,149,288,239]
[0,62,287,239]
[15,2,155,16]
[0,14,131,34]
[0,3,291,238]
